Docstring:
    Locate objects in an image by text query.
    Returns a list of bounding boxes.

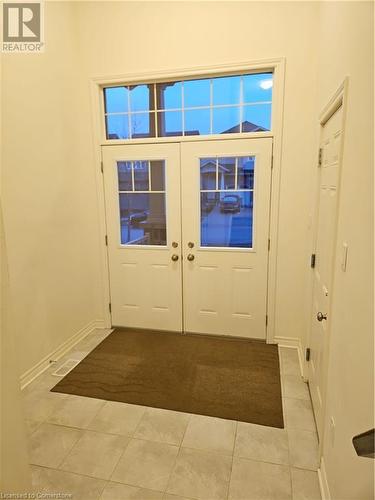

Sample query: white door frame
[304,78,349,452]
[89,58,286,344]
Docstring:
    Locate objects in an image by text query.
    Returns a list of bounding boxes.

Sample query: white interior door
[102,143,183,331]
[181,138,273,339]
[308,105,343,438]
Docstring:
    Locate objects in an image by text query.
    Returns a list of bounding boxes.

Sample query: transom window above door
[103,72,273,140]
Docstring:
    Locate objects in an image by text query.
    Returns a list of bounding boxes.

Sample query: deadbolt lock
[172,241,178,248]
[188,242,194,248]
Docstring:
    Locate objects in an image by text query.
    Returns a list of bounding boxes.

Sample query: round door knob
[171,254,179,262]
[187,254,195,261]
[317,312,327,322]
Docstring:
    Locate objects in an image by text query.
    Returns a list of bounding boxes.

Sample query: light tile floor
[23,329,321,500]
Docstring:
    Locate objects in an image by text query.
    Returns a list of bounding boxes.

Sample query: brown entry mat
[52,328,284,428]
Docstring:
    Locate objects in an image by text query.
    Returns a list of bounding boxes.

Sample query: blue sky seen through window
[104,72,273,139]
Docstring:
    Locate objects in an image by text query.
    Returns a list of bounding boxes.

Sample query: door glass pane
[119,193,166,245]
[117,161,133,190]
[150,160,165,191]
[200,155,255,249]
[200,158,217,190]
[134,161,149,191]
[201,192,253,248]
[218,157,236,190]
[237,156,255,189]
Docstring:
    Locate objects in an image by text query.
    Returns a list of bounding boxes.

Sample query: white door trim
[304,78,349,454]
[89,58,286,342]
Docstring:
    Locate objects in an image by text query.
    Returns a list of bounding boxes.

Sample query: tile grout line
[31,463,111,498]
[107,423,138,483]
[131,405,149,437]
[226,420,238,500]
[163,412,193,495]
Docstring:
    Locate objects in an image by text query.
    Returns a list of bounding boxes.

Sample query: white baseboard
[20,319,106,390]
[318,456,331,500]
[274,335,304,378]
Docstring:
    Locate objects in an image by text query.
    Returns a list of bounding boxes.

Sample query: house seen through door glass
[200,156,255,248]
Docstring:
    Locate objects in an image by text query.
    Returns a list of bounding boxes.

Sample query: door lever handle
[317,312,327,322]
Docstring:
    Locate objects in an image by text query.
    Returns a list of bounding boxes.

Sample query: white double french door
[102,138,273,339]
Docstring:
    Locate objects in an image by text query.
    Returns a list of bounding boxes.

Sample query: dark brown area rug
[51,328,284,428]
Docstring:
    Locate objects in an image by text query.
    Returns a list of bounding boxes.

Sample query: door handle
[171,254,179,262]
[187,254,195,261]
[317,312,327,322]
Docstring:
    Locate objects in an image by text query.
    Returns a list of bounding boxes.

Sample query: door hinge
[268,239,271,251]
[109,302,112,313]
[265,315,268,327]
[105,235,108,246]
[318,148,323,167]
[306,347,311,362]
[310,253,316,268]
[100,161,104,173]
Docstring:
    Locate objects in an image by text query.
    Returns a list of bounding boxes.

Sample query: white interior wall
[75,0,320,347]
[315,2,374,499]
[1,2,103,376]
